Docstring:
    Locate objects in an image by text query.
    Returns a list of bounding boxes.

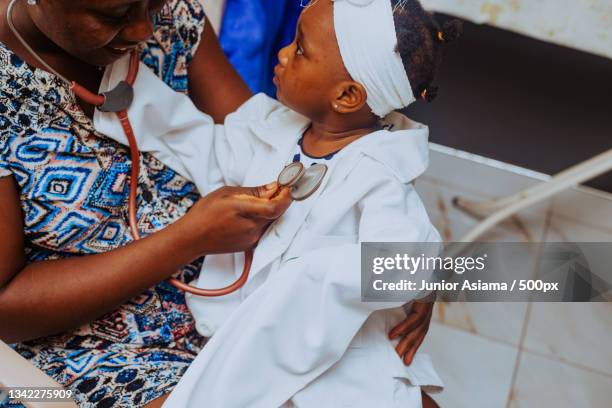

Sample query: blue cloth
[220,0,302,95]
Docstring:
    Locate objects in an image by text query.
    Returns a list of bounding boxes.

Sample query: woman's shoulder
[155,0,206,54]
[140,0,206,93]
[0,43,42,150]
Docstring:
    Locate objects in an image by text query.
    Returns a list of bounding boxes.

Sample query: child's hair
[391,0,462,103]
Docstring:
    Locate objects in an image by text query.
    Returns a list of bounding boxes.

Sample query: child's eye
[296,42,304,56]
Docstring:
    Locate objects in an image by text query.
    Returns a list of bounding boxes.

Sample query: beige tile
[421,323,518,408]
[523,303,612,376]
[509,352,612,408]
[433,302,528,346]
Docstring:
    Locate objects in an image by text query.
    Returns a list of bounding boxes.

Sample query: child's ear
[331,81,368,113]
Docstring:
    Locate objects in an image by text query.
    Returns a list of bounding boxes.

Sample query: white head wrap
[333,0,415,118]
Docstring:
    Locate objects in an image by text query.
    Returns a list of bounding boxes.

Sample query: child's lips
[273,65,283,86]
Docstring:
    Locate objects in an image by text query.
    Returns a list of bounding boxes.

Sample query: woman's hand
[389,298,435,365]
[180,182,293,255]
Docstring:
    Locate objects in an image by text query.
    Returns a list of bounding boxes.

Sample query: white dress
[94,56,444,408]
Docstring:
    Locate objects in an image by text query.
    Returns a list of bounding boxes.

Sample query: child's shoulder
[342,118,430,185]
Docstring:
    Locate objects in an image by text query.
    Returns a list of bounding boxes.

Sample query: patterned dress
[0,1,208,406]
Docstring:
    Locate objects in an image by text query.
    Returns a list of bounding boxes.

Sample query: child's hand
[389,299,435,365]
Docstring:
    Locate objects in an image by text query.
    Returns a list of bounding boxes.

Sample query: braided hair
[391,0,462,103]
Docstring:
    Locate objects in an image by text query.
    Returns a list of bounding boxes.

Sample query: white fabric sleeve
[165,169,441,408]
[94,61,278,194]
[210,93,280,187]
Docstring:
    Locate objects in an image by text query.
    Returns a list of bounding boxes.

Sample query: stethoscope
[6,0,327,296]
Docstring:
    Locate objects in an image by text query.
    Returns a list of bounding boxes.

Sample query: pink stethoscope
[7,0,327,296]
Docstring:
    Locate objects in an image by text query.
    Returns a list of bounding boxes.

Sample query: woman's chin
[74,49,128,70]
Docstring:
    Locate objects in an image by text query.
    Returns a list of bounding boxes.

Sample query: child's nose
[278,46,290,67]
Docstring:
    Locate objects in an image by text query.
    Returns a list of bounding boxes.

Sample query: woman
[0,0,435,407]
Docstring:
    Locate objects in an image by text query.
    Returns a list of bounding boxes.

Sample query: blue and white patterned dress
[0,1,208,406]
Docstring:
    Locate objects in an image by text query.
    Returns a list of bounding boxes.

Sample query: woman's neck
[302,116,381,158]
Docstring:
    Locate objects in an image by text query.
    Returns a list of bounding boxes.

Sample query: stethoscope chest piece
[278,162,328,201]
[277,162,305,187]
[99,81,134,113]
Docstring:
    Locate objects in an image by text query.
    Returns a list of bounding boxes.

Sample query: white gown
[94,56,444,408]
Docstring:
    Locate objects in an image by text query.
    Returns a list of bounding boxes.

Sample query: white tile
[550,187,612,233]
[433,302,527,346]
[523,303,612,376]
[421,146,612,243]
[542,216,612,302]
[509,352,612,408]
[415,178,482,242]
[425,147,547,200]
[546,213,612,242]
[415,179,550,243]
[416,176,543,347]
[420,323,518,408]
[525,207,612,376]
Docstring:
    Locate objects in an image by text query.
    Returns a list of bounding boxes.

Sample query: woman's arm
[187,16,253,123]
[0,176,291,343]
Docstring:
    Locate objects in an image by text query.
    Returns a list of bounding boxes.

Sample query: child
[95,0,460,406]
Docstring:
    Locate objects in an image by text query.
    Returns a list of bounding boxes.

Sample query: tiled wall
[416,145,612,408]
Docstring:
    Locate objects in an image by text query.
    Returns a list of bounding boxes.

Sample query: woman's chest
[4,123,197,257]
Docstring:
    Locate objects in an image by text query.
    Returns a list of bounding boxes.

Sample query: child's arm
[93,66,275,194]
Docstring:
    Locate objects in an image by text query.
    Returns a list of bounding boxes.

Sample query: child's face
[273,0,352,120]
